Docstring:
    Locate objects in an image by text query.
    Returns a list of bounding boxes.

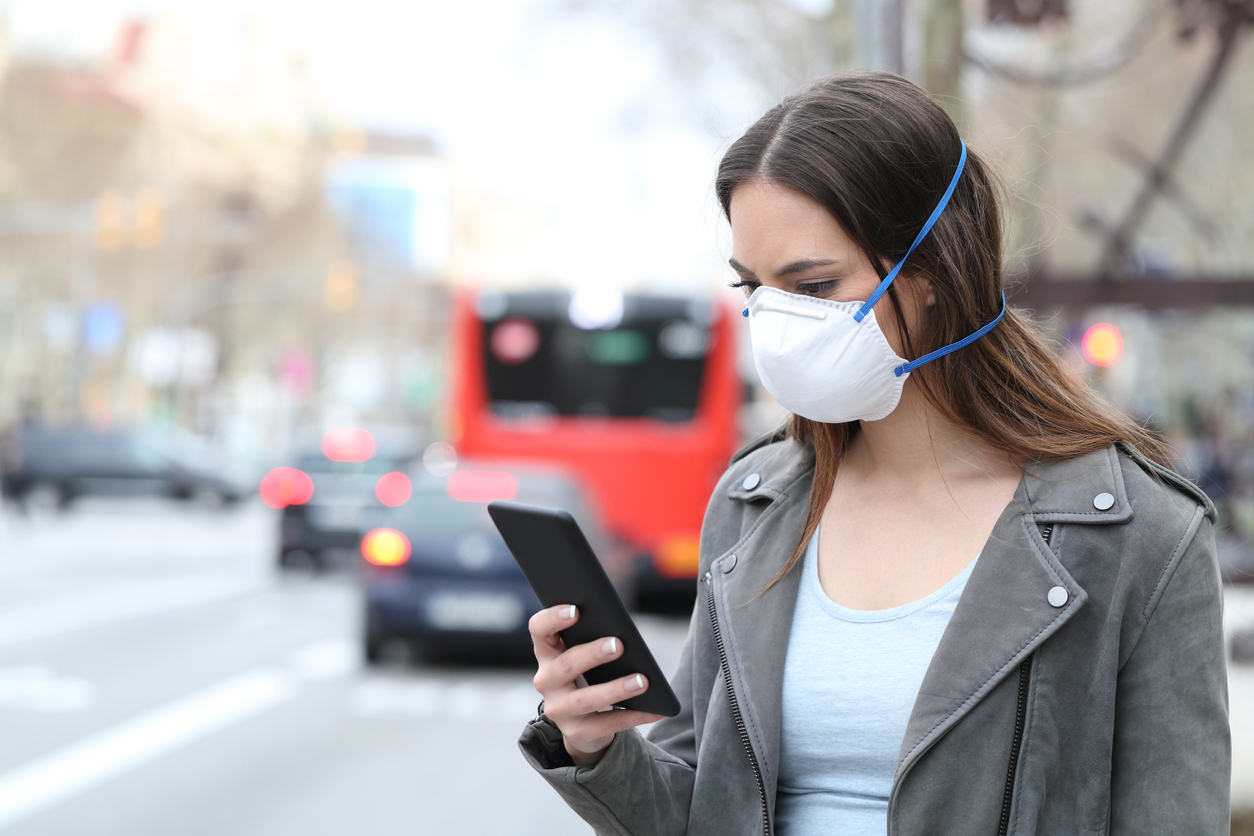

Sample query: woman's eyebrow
[776,258,841,277]
[728,257,842,278]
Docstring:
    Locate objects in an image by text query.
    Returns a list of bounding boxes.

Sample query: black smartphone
[487,500,681,717]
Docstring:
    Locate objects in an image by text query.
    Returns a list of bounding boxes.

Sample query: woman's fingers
[528,603,663,759]
[529,604,579,663]
[533,632,626,695]
[543,672,651,719]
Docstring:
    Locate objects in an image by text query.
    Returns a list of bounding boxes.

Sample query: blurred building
[0,14,450,474]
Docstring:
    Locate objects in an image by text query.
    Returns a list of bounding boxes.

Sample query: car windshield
[295,455,398,477]
[22,430,168,469]
[480,293,711,423]
[387,474,598,542]
[389,491,496,534]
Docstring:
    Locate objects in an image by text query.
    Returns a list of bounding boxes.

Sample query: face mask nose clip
[744,295,827,320]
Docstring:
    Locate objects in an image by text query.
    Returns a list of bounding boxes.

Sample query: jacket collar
[715,442,1128,807]
[726,432,1133,523]
[1020,444,1132,525]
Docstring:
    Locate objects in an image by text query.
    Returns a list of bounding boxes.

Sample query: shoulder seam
[1143,504,1207,621]
[1117,441,1216,522]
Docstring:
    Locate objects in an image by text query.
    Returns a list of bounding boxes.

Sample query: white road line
[290,639,358,681]
[350,679,539,723]
[0,576,262,649]
[0,666,94,712]
[0,669,294,830]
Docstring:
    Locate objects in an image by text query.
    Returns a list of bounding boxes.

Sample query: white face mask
[743,140,1006,424]
[747,287,913,423]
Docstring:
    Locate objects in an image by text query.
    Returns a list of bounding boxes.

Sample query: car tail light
[259,467,315,508]
[653,534,701,578]
[321,428,376,463]
[445,470,518,503]
[362,528,411,566]
[375,472,412,507]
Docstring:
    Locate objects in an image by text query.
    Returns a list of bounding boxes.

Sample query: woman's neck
[843,383,1021,487]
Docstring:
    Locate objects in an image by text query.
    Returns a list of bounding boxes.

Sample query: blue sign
[83,302,125,355]
[326,157,450,273]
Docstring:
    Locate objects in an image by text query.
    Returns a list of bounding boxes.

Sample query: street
[0,500,689,835]
[3,501,1253,835]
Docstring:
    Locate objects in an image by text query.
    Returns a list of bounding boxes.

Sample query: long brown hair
[715,72,1171,584]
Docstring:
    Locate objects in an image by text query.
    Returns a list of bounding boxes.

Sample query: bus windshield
[481,294,712,423]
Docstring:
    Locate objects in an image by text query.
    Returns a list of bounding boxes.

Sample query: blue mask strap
[893,291,1005,377]
[853,140,968,324]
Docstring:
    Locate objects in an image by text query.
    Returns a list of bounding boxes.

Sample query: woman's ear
[924,280,937,307]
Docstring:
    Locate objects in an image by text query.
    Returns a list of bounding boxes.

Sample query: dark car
[264,429,416,572]
[7,425,243,510]
[358,461,619,663]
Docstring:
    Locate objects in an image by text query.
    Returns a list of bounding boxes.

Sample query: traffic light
[96,188,166,250]
[323,259,359,312]
[96,190,128,251]
[1081,323,1123,367]
[133,188,165,249]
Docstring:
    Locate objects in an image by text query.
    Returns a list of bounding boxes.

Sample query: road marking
[0,670,293,829]
[350,678,538,723]
[0,666,93,712]
[290,639,358,681]
[0,576,262,649]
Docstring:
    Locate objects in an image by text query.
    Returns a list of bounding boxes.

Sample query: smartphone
[487,500,682,717]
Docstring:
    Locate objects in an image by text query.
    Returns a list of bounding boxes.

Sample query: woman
[519,73,1229,835]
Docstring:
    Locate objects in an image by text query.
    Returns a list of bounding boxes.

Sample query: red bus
[447,288,741,603]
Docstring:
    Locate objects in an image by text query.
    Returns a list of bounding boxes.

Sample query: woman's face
[728,179,929,357]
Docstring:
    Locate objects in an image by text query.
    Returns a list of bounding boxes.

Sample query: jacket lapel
[710,447,814,811]
[893,447,1133,781]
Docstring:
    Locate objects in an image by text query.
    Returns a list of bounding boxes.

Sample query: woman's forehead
[729,181,862,268]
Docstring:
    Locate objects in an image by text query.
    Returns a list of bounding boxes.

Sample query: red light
[445,470,519,503]
[259,467,314,508]
[1081,323,1123,367]
[362,528,411,566]
[321,428,376,463]
[653,535,701,579]
[490,319,541,364]
[375,472,412,507]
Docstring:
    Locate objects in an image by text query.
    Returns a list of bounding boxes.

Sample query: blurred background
[0,0,1251,833]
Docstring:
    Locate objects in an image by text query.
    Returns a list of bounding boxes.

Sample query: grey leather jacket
[519,435,1229,835]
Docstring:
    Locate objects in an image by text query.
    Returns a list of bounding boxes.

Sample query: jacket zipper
[997,655,1033,836]
[705,570,770,836]
[998,525,1047,836]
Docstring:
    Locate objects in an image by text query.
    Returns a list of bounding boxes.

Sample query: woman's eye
[728,279,759,296]
[797,280,837,296]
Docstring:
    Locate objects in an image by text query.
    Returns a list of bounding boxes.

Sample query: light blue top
[775,531,977,836]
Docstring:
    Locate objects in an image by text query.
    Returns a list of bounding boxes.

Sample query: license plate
[426,592,524,632]
[308,503,361,530]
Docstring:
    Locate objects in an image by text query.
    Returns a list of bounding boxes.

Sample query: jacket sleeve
[1109,510,1230,835]
[517,598,703,836]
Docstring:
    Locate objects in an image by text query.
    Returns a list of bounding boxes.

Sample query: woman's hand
[530,604,664,766]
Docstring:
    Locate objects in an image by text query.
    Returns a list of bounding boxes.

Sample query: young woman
[519,73,1229,836]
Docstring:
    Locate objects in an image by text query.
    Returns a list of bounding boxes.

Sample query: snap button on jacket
[519,437,1229,836]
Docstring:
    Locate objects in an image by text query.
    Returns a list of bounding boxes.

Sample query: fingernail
[624,674,644,692]
[561,605,576,620]
[601,638,617,655]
